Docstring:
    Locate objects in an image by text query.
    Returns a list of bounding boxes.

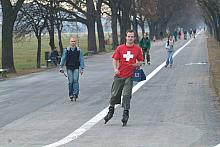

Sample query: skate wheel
[122,121,127,127]
[122,123,127,127]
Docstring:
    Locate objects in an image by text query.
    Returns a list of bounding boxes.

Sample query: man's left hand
[132,62,143,67]
[80,69,84,75]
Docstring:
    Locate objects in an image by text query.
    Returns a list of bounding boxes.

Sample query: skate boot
[121,110,129,126]
[70,95,74,101]
[73,94,78,102]
[104,106,114,124]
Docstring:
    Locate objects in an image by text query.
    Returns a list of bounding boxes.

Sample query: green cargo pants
[109,76,133,110]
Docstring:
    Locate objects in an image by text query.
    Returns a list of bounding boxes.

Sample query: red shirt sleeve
[112,46,120,60]
[136,47,144,61]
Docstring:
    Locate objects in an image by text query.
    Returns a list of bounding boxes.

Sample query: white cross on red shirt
[123,51,134,61]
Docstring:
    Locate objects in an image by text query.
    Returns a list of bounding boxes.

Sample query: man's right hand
[114,68,120,75]
[59,68,64,73]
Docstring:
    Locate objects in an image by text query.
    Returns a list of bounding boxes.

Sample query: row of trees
[198,0,220,41]
[0,0,211,73]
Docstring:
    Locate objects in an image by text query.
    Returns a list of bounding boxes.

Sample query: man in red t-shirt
[104,30,144,126]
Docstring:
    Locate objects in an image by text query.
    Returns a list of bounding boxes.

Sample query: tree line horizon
[0,0,219,73]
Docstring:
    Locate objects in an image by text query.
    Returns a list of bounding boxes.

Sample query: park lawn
[0,33,88,73]
[0,33,112,75]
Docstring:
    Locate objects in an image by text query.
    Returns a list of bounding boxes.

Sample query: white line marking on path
[42,33,200,147]
[185,62,207,65]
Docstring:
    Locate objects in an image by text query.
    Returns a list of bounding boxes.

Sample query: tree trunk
[86,0,97,53]
[48,28,55,50]
[96,20,105,52]
[149,20,157,40]
[119,0,131,44]
[218,14,220,42]
[216,27,220,42]
[86,21,97,53]
[57,28,64,54]
[139,19,145,37]
[36,35,42,68]
[208,23,213,35]
[132,16,139,43]
[1,7,16,72]
[48,0,55,51]
[215,14,220,42]
[1,0,25,72]
[96,0,105,52]
[155,20,167,39]
[155,21,163,39]
[111,8,119,50]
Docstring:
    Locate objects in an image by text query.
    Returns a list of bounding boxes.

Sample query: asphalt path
[0,32,220,147]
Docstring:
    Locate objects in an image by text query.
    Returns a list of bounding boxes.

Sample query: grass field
[0,33,112,74]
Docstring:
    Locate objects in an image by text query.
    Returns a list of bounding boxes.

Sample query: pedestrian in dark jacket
[50,47,59,66]
[139,32,151,65]
[59,37,85,101]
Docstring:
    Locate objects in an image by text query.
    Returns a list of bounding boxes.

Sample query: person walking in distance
[173,30,178,42]
[104,30,144,126]
[139,32,151,65]
[193,29,197,38]
[59,37,85,101]
[50,47,59,66]
[165,35,175,68]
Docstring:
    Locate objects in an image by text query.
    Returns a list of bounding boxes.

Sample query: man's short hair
[70,36,77,40]
[126,29,136,36]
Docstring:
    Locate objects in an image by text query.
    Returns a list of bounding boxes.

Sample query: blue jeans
[67,68,79,97]
[166,51,174,66]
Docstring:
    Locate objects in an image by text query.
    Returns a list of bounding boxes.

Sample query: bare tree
[1,0,25,73]
[58,0,98,53]
[130,0,139,42]
[118,0,132,44]
[55,11,65,54]
[14,1,47,68]
[103,0,120,50]
[54,0,66,54]
[96,0,105,52]
[136,0,158,39]
[198,0,220,41]
[168,0,204,31]
[37,0,56,51]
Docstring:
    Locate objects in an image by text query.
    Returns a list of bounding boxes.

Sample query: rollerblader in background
[59,37,85,101]
[184,30,187,40]
[165,35,175,68]
[139,32,151,65]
